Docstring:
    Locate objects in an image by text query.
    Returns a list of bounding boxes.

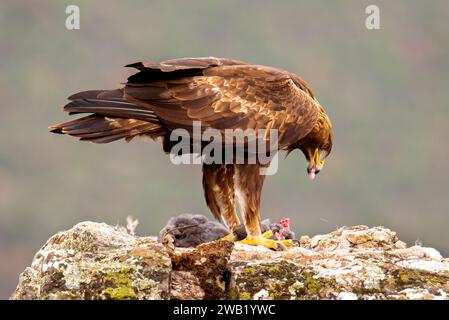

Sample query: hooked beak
[307,165,318,180]
[307,148,324,180]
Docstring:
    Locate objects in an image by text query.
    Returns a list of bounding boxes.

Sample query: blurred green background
[1,0,448,299]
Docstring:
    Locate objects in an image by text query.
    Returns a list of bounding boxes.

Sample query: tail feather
[64,99,158,122]
[68,89,126,101]
[50,89,165,143]
[50,114,164,143]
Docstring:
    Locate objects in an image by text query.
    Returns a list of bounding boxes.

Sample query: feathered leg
[234,164,294,250]
[202,164,241,231]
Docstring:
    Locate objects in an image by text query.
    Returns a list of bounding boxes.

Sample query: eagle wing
[124,57,320,149]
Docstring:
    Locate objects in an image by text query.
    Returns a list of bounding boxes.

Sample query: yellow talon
[262,230,273,239]
[220,229,275,241]
[238,236,295,251]
[220,233,236,241]
[278,239,295,247]
[220,230,296,251]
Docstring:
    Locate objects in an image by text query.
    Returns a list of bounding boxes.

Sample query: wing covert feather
[124,59,320,149]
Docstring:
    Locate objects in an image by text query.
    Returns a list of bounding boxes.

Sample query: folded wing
[50,57,321,149]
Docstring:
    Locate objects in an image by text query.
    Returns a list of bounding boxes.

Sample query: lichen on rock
[10,220,449,300]
[10,222,171,300]
[230,226,449,300]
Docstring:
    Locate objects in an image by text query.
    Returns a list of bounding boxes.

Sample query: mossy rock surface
[11,222,171,300]
[11,221,449,300]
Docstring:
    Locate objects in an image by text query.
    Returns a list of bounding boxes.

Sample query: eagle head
[299,108,333,180]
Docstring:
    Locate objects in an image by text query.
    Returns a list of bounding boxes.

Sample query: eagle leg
[220,233,237,241]
[234,164,265,237]
[232,164,296,250]
[202,164,241,232]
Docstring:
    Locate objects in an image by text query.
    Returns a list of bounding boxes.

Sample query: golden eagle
[50,57,333,250]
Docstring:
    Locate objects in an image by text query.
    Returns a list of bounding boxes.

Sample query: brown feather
[50,57,333,241]
[122,64,321,152]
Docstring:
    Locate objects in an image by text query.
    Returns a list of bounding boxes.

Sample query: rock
[299,225,401,251]
[170,271,205,300]
[10,222,171,300]
[231,226,449,300]
[11,221,449,300]
[169,240,234,299]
